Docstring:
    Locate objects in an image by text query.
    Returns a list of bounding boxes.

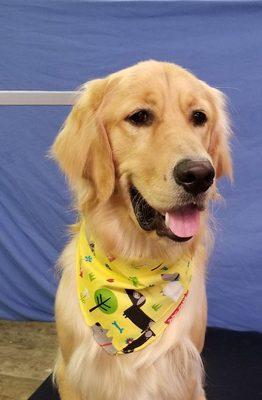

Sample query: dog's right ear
[51,78,115,205]
[208,88,233,181]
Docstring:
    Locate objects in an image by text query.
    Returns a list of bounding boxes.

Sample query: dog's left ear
[208,88,233,180]
[51,78,115,205]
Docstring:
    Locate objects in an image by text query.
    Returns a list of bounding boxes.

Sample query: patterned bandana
[76,221,193,355]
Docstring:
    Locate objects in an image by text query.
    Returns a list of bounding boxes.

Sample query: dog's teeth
[165,213,169,226]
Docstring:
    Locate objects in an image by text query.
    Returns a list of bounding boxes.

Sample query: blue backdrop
[0,1,262,331]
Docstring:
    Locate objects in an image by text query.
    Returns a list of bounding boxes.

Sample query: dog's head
[52,60,232,246]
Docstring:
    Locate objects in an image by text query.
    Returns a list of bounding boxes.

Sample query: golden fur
[51,60,232,400]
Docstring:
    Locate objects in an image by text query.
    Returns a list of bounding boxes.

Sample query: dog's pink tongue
[165,205,200,238]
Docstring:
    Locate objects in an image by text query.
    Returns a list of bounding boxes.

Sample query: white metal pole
[0,91,79,106]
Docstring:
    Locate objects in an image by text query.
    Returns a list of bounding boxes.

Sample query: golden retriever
[51,60,232,400]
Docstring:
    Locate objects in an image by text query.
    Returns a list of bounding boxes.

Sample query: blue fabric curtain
[0,1,262,331]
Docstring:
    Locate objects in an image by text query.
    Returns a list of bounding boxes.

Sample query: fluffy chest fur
[55,235,207,400]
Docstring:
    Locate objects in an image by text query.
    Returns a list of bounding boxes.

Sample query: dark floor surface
[29,328,262,400]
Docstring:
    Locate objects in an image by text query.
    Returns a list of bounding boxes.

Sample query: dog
[51,60,232,400]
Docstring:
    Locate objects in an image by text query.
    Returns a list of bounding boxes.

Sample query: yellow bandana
[76,221,193,355]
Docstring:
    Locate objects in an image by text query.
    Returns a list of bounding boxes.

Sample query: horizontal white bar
[0,91,79,105]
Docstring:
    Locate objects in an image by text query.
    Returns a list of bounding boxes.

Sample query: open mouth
[129,186,203,242]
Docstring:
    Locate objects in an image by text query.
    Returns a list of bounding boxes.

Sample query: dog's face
[52,61,232,244]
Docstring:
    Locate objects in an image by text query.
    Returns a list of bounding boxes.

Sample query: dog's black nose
[173,159,215,195]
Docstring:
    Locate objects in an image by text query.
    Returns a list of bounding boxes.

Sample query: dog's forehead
[109,62,209,106]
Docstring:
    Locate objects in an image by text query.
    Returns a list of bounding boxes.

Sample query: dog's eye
[126,109,154,127]
[191,110,207,126]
